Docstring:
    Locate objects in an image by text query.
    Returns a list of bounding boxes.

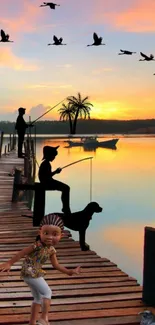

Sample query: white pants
[24,277,52,304]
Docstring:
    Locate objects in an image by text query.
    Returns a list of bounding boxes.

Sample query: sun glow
[91,101,131,120]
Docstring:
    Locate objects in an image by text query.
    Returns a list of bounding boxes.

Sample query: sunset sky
[0,0,155,121]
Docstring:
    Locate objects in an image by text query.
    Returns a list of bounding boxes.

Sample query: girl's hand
[0,262,12,274]
[69,266,81,276]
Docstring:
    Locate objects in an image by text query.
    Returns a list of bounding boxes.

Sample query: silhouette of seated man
[38,145,71,215]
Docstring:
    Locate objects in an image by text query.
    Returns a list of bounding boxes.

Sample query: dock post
[0,131,4,158]
[24,157,29,178]
[142,226,155,305]
[9,134,12,150]
[4,145,7,156]
[13,133,16,149]
[33,186,45,227]
[12,169,22,202]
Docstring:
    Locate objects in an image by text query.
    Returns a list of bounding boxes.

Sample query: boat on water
[66,136,119,149]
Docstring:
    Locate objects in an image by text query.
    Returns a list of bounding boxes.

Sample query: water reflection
[63,136,118,152]
[64,144,117,152]
[35,137,155,284]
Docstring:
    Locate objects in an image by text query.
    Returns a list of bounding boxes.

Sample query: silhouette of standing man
[15,107,33,158]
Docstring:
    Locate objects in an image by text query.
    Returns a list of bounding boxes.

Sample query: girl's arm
[0,244,34,273]
[50,253,81,276]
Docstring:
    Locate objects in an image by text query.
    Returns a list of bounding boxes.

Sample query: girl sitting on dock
[0,214,81,325]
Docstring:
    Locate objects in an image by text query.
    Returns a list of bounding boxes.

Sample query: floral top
[20,240,56,278]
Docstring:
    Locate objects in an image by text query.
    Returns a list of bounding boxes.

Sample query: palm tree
[58,103,75,134]
[67,93,93,134]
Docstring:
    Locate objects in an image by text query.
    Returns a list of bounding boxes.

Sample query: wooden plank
[0,257,110,263]
[0,236,79,243]
[0,299,146,314]
[0,250,96,257]
[0,316,141,325]
[0,281,138,293]
[0,247,94,255]
[0,242,82,250]
[0,261,114,268]
[0,286,142,300]
[0,292,143,308]
[0,271,128,281]
[0,306,151,323]
[0,277,136,288]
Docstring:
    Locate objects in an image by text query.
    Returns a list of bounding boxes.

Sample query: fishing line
[90,157,93,202]
[29,116,31,139]
[34,124,36,158]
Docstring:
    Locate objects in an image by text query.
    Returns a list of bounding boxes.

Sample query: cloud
[26,83,73,89]
[0,105,50,122]
[92,67,114,75]
[0,0,63,41]
[29,104,62,121]
[0,103,60,122]
[2,0,154,36]
[0,110,17,122]
[0,47,40,71]
[29,104,51,121]
[92,0,155,33]
[56,64,72,68]
[59,84,73,89]
[0,0,43,35]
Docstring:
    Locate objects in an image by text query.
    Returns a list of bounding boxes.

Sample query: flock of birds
[0,1,155,74]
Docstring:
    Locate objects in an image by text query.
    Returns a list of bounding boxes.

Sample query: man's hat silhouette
[18,107,26,112]
[42,145,59,159]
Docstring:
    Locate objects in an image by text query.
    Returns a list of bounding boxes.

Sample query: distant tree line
[0,119,155,134]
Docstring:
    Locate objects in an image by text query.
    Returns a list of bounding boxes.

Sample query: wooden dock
[0,151,154,325]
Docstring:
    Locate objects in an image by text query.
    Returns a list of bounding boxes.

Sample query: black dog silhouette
[55,202,102,251]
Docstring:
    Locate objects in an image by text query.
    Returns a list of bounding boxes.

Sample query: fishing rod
[61,156,94,202]
[33,156,93,201]
[31,98,66,125]
[61,157,93,169]
[28,98,66,171]
[35,156,93,170]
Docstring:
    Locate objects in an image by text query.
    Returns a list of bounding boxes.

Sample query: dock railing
[12,136,36,211]
[0,131,4,158]
[0,132,16,158]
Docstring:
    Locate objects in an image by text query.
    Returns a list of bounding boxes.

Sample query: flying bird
[48,35,67,46]
[0,29,13,42]
[118,49,136,55]
[40,2,60,9]
[139,52,155,61]
[139,310,155,325]
[87,32,105,46]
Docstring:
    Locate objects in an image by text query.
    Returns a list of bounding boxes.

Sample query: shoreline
[3,133,155,139]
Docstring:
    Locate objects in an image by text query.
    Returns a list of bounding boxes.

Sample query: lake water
[8,134,155,285]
